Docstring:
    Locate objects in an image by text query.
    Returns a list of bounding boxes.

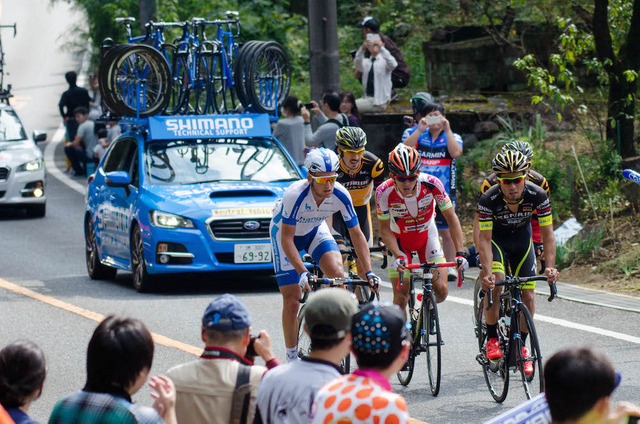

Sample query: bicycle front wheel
[397,276,417,386]
[296,304,311,359]
[477,296,510,402]
[424,290,442,396]
[516,306,544,399]
[243,41,290,113]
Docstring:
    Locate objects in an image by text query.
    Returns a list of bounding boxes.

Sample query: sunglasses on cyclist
[311,174,338,184]
[394,175,419,183]
[497,175,525,185]
[341,147,365,155]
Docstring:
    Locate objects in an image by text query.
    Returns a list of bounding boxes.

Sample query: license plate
[234,244,272,263]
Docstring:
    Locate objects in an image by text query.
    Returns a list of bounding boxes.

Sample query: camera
[426,116,441,125]
[403,116,414,125]
[349,49,357,59]
[366,33,381,42]
[303,102,314,110]
[245,334,259,358]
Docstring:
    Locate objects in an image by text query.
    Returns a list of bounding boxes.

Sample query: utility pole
[139,0,156,31]
[308,0,340,101]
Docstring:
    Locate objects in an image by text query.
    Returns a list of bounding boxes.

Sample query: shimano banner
[148,114,272,139]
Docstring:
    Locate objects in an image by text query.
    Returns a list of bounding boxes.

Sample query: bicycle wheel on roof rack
[243,41,290,114]
[101,44,171,117]
[99,44,131,114]
[232,40,261,112]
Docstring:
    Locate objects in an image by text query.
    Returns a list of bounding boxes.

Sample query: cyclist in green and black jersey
[476,150,559,374]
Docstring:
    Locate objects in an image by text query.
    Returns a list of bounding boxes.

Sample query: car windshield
[0,109,27,141]
[145,137,300,185]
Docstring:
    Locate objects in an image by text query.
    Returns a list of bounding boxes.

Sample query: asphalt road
[0,2,639,424]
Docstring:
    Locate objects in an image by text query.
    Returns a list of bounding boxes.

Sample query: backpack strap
[230,364,252,424]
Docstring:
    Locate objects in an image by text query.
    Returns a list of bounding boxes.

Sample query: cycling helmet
[304,148,340,173]
[503,140,534,161]
[410,92,434,115]
[492,150,530,175]
[388,144,421,176]
[335,126,367,150]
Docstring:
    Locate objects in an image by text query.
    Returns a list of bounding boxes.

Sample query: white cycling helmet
[304,148,339,173]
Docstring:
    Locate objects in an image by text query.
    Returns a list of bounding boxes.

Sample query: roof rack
[0,84,12,104]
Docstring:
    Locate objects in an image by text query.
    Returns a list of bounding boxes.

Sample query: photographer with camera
[166,294,280,424]
[353,28,397,113]
[301,91,349,152]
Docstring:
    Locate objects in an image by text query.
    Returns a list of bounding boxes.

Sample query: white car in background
[0,102,47,217]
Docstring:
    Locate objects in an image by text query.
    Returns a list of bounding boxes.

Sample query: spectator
[354,31,397,113]
[64,107,98,177]
[273,96,305,166]
[49,315,177,424]
[0,405,12,424]
[255,288,359,423]
[166,294,280,424]
[339,91,361,127]
[58,71,91,143]
[310,303,410,424]
[402,99,463,282]
[356,17,410,92]
[93,128,110,165]
[0,341,46,424]
[87,73,103,122]
[302,91,348,152]
[545,348,640,424]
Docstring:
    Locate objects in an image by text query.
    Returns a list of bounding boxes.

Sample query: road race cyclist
[476,150,559,374]
[330,126,385,275]
[270,147,381,362]
[476,140,550,266]
[375,144,467,309]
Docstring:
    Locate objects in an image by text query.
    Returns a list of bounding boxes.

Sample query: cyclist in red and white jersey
[375,144,467,308]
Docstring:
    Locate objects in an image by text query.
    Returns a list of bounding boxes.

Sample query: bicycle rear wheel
[424,290,442,396]
[296,304,311,359]
[516,306,544,399]
[243,41,290,114]
[477,301,510,403]
[165,46,189,115]
[232,40,261,112]
[397,276,417,386]
[102,44,171,117]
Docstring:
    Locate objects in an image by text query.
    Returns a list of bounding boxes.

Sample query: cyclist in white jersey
[270,148,380,362]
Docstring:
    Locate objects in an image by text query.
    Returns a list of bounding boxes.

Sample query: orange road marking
[0,277,202,356]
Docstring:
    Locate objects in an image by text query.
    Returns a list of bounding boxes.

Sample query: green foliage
[556,223,605,269]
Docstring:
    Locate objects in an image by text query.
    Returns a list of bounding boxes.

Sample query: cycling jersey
[332,151,385,245]
[401,126,463,199]
[477,182,552,289]
[310,370,409,424]
[270,179,358,286]
[480,169,550,244]
[375,174,449,261]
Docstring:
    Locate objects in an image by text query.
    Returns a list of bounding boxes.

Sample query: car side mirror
[33,130,47,142]
[105,171,132,188]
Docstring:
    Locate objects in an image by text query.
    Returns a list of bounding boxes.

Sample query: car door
[100,137,139,261]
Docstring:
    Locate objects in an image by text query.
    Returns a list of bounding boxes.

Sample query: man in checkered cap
[310,302,411,424]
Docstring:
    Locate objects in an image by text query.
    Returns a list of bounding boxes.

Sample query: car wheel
[85,217,117,280]
[26,203,45,218]
[131,224,155,293]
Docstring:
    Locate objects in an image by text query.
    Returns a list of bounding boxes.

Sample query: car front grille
[215,253,234,263]
[0,167,9,181]
[209,218,271,240]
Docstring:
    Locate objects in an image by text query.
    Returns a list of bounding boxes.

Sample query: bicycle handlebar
[299,277,377,303]
[486,276,556,310]
[398,262,465,290]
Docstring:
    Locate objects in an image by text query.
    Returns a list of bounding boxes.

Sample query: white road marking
[43,124,86,195]
[379,280,640,345]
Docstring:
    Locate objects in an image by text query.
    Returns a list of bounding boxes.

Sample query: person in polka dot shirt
[310,303,411,424]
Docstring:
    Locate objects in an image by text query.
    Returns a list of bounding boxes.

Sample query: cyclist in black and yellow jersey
[330,127,385,275]
[476,150,559,372]
[474,140,550,267]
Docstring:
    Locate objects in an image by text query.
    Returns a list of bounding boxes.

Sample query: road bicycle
[396,261,464,396]
[474,274,557,402]
[0,23,16,91]
[338,237,389,302]
[297,274,377,373]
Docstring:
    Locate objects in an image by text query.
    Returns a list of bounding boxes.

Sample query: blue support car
[84,114,302,292]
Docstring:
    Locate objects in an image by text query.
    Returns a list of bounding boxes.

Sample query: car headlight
[17,160,42,172]
[150,210,195,229]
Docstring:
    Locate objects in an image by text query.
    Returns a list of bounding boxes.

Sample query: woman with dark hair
[0,340,47,424]
[340,91,361,127]
[273,95,305,166]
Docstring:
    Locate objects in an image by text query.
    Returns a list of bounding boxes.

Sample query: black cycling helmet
[335,126,367,150]
[388,144,421,176]
[492,150,530,175]
[503,140,534,161]
[410,92,434,115]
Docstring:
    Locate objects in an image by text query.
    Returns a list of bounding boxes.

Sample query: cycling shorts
[388,219,444,280]
[491,226,537,289]
[332,204,371,246]
[270,220,339,287]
